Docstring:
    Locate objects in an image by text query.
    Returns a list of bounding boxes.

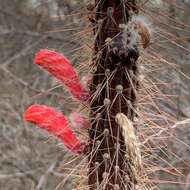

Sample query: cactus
[24,1,152,189]
[87,1,144,189]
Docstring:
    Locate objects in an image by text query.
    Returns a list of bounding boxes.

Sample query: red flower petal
[24,105,86,154]
[35,49,89,101]
[70,112,90,129]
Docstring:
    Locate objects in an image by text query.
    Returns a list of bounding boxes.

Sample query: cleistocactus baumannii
[24,1,154,189]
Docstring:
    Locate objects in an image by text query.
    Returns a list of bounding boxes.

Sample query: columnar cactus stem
[88,0,140,189]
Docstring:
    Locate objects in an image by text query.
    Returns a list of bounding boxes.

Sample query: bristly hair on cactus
[24,105,87,154]
[35,49,90,102]
[70,112,90,129]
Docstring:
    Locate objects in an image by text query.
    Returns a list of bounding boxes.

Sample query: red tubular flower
[70,112,90,129]
[35,49,89,101]
[24,105,86,154]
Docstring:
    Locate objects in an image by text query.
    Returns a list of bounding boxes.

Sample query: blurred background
[0,0,189,190]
